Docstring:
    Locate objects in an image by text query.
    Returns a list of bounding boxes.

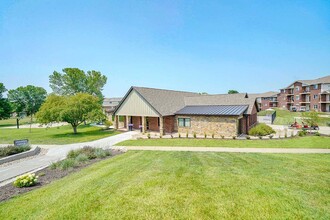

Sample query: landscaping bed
[0,148,123,202]
[0,145,31,158]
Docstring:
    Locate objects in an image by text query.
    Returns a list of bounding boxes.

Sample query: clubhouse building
[113,87,259,137]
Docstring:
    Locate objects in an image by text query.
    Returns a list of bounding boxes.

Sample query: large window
[313,84,318,89]
[314,94,318,100]
[178,118,191,127]
[296,95,299,101]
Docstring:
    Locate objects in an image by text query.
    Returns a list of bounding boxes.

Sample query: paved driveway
[0,131,137,186]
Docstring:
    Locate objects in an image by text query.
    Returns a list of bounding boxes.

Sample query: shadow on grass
[50,128,119,139]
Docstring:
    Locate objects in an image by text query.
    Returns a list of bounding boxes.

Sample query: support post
[126,115,129,131]
[159,116,164,135]
[142,116,146,133]
[114,115,119,129]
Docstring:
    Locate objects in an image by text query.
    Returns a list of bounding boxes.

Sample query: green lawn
[0,125,120,145]
[0,151,329,219]
[0,117,35,128]
[258,108,330,126]
[117,136,330,149]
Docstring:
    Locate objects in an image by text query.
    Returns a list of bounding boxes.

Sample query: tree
[36,93,106,134]
[228,90,239,94]
[8,85,47,130]
[0,83,12,119]
[302,111,320,127]
[49,68,107,101]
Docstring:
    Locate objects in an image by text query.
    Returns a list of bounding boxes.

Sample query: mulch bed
[0,149,124,202]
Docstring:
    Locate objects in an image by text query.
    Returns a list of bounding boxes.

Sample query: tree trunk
[29,114,33,133]
[73,125,78,134]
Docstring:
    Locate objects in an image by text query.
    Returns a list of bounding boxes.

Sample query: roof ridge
[132,86,199,94]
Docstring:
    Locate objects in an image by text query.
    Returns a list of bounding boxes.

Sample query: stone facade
[176,115,238,137]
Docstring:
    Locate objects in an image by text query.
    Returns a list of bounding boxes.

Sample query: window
[314,94,318,99]
[264,104,267,106]
[314,105,318,109]
[178,118,190,127]
[296,86,299,91]
[296,95,299,101]
[313,84,318,89]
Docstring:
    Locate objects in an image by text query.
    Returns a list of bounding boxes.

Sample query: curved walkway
[0,131,138,186]
[116,146,330,154]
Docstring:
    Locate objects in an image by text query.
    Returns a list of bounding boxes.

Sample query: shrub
[298,130,307,137]
[67,149,80,159]
[269,134,273,139]
[221,135,224,139]
[179,133,181,138]
[50,162,59,170]
[59,158,77,170]
[13,173,38,188]
[94,148,110,159]
[75,154,89,163]
[186,132,189,138]
[249,123,276,137]
[171,134,173,138]
[193,132,197,138]
[315,132,320,136]
[246,136,250,140]
[232,136,236,140]
[0,145,31,157]
[204,132,207,139]
[259,136,262,139]
[80,146,97,159]
[147,133,151,139]
[212,133,215,139]
[104,120,113,128]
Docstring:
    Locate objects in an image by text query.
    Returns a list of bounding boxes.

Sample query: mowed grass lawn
[0,125,120,145]
[0,151,329,219]
[0,117,35,128]
[258,108,330,126]
[117,136,330,149]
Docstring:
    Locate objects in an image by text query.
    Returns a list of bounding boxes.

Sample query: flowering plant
[13,173,38,188]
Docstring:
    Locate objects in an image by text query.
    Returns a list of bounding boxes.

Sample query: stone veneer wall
[176,115,238,137]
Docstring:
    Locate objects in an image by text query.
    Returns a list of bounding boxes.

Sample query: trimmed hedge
[249,123,276,137]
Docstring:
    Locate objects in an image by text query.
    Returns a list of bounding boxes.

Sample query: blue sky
[0,0,329,97]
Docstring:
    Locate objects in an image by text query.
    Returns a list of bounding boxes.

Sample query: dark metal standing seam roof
[175,105,249,116]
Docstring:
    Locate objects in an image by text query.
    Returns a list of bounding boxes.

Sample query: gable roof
[283,75,330,89]
[176,105,249,116]
[114,87,258,116]
[183,93,258,114]
[249,91,278,98]
[114,86,199,116]
[102,97,122,107]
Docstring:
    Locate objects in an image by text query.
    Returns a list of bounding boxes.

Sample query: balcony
[285,94,294,96]
[300,91,310,95]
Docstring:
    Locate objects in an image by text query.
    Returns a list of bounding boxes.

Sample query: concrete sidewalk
[116,146,330,154]
[0,131,137,186]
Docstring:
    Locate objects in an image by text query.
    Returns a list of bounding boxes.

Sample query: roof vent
[245,93,249,98]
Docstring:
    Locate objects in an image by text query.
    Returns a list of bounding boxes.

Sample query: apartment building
[277,75,330,112]
[253,92,279,111]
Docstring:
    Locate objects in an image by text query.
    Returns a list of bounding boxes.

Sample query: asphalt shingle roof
[184,93,257,114]
[176,105,248,116]
[115,87,258,116]
[133,87,200,116]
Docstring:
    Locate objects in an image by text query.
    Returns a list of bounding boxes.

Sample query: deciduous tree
[228,90,239,94]
[49,68,107,101]
[0,83,12,119]
[36,93,105,134]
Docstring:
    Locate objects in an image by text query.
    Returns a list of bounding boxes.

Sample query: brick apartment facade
[277,75,330,112]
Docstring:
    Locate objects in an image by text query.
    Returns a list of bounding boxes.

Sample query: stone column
[159,116,164,135]
[142,116,147,133]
